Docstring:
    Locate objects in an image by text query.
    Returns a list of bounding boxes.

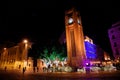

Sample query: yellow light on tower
[4,48,7,50]
[23,39,28,44]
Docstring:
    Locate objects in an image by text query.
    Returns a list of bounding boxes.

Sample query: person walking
[23,67,25,74]
[37,67,39,72]
[33,67,35,73]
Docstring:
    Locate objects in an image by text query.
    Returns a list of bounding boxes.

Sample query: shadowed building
[108,21,120,61]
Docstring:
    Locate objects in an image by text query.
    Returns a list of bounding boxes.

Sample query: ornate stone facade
[0,40,33,70]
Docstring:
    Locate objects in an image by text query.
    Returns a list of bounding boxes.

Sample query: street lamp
[23,39,28,48]
[22,39,28,68]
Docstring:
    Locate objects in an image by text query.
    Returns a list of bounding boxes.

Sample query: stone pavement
[0,69,120,80]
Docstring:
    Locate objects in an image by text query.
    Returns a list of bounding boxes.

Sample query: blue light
[84,41,97,59]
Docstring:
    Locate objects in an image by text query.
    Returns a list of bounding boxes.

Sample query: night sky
[1,0,120,57]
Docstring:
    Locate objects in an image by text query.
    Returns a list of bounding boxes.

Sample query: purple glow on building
[108,21,120,60]
[84,41,97,59]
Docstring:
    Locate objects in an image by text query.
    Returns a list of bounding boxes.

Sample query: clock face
[77,19,80,24]
[68,18,73,24]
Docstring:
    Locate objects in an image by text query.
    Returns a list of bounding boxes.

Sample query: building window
[8,52,9,56]
[112,35,115,39]
[29,64,30,67]
[114,42,117,47]
[115,48,119,55]
[118,27,120,31]
[110,30,114,33]
[19,57,22,60]
[67,12,73,17]
[42,61,44,65]
[89,39,92,43]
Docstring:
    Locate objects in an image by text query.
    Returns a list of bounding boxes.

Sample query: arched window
[115,48,119,55]
[118,27,120,31]
[114,42,117,47]
[112,35,115,39]
[110,30,114,33]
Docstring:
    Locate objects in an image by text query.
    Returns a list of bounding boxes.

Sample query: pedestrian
[33,67,35,73]
[24,67,26,71]
[4,66,7,71]
[19,65,21,69]
[23,67,25,74]
[37,67,39,72]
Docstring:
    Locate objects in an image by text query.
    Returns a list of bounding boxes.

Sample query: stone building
[0,39,33,70]
[108,21,120,61]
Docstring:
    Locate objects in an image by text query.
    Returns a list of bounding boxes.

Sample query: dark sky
[1,0,120,56]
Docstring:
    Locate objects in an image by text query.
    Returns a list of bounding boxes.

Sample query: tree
[39,46,67,66]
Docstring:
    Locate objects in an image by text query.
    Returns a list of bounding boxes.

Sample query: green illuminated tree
[39,46,66,62]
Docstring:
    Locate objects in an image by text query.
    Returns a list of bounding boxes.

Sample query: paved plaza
[0,69,120,80]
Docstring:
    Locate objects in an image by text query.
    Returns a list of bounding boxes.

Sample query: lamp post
[3,48,7,61]
[23,39,28,68]
[2,48,7,68]
[23,39,28,57]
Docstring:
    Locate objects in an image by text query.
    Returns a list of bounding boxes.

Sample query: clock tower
[65,8,86,68]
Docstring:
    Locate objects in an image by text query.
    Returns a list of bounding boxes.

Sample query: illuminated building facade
[65,8,86,68]
[84,36,97,60]
[0,40,33,70]
[104,51,111,61]
[84,36,103,65]
[108,21,120,61]
[59,30,110,65]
